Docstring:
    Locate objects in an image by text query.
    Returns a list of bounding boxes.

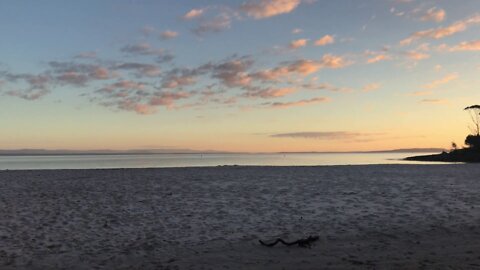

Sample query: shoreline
[0,162,457,172]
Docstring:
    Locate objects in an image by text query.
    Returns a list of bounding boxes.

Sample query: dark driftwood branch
[259,235,319,248]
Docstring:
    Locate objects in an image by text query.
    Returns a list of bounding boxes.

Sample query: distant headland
[406,105,480,163]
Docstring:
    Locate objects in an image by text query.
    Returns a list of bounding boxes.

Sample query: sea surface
[0,152,449,170]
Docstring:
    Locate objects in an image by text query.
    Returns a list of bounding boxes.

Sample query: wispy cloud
[265,96,330,108]
[114,62,161,77]
[120,43,164,56]
[404,50,430,60]
[253,54,351,81]
[291,28,303,34]
[420,98,448,104]
[193,13,233,35]
[270,131,379,141]
[160,30,179,40]
[423,73,458,89]
[74,51,97,59]
[409,90,433,96]
[362,83,381,92]
[183,8,205,20]
[442,40,480,52]
[241,0,302,19]
[400,14,480,46]
[420,7,446,22]
[366,53,392,64]
[244,87,296,98]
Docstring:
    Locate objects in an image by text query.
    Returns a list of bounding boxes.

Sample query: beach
[1,164,480,269]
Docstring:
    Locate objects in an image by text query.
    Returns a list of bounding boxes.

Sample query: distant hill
[0,148,229,156]
[279,148,445,154]
[0,148,445,156]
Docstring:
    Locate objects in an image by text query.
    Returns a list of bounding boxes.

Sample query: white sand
[1,164,480,269]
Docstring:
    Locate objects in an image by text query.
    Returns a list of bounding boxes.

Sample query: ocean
[0,152,447,170]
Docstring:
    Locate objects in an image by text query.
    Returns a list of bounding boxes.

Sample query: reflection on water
[0,152,447,170]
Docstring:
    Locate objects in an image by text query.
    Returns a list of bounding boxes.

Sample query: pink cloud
[404,50,430,60]
[366,54,392,64]
[421,7,446,22]
[161,30,179,40]
[253,55,350,82]
[289,38,308,49]
[314,35,334,46]
[423,73,458,89]
[91,67,111,80]
[241,0,302,19]
[447,40,480,51]
[400,14,480,45]
[149,92,191,108]
[183,8,205,20]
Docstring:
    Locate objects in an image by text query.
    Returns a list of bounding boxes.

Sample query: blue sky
[1,0,480,152]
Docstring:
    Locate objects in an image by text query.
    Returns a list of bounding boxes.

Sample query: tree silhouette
[464,105,480,136]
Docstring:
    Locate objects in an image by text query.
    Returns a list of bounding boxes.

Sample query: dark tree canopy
[465,135,480,150]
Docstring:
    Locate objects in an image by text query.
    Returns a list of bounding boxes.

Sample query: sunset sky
[1,0,480,152]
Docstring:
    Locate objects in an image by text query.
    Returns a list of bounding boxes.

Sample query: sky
[1,0,480,152]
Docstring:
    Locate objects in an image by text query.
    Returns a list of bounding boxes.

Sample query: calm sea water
[0,152,445,170]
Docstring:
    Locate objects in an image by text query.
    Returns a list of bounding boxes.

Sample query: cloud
[366,54,392,64]
[97,80,146,94]
[400,14,480,46]
[56,72,89,86]
[120,43,164,56]
[211,57,254,87]
[183,8,205,20]
[446,40,480,52]
[253,55,350,82]
[409,90,433,96]
[420,7,446,22]
[241,0,302,19]
[265,96,330,108]
[160,30,179,40]
[6,88,49,101]
[423,73,458,89]
[404,50,430,60]
[420,98,448,104]
[289,38,308,49]
[314,35,334,46]
[291,28,303,34]
[243,87,296,98]
[193,13,232,35]
[91,67,112,80]
[149,91,191,108]
[300,82,353,92]
[74,51,97,59]
[162,75,196,89]
[270,131,376,140]
[114,62,161,77]
[1,73,51,100]
[362,83,381,92]
[141,25,156,36]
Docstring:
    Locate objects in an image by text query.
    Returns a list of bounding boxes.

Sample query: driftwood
[259,235,319,248]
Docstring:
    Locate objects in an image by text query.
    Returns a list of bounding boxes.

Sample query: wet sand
[1,165,480,269]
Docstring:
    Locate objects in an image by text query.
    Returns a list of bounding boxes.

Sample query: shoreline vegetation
[405,147,480,163]
[406,105,480,163]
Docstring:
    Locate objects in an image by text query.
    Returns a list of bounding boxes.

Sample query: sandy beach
[2,164,480,269]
